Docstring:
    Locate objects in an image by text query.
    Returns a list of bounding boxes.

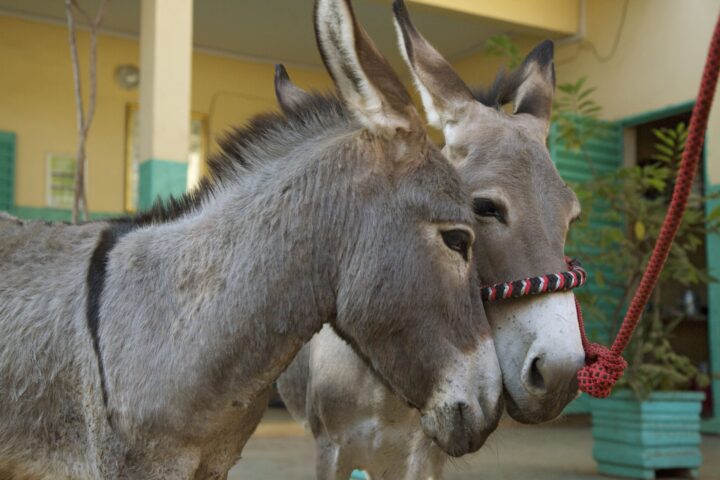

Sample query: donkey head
[393,0,585,424]
[296,0,503,456]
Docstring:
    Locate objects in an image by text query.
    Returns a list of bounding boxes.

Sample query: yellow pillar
[138,0,193,209]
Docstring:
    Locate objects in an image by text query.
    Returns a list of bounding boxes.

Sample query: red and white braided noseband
[480,257,587,302]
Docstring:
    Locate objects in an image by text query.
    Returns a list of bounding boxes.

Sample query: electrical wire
[587,0,630,63]
[557,0,630,65]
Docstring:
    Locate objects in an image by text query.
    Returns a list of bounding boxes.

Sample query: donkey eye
[441,229,472,261]
[473,198,505,223]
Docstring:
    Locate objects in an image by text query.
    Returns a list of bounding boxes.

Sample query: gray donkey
[0,1,504,478]
[276,1,586,478]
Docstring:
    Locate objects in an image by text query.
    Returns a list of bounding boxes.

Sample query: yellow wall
[452,0,720,184]
[411,0,578,35]
[554,0,720,183]
[0,15,331,213]
[4,0,719,214]
[191,53,330,156]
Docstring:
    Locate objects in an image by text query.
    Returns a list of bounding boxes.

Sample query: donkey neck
[100,146,355,432]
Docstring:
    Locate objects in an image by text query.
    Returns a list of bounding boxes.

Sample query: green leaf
[581,105,602,114]
[708,205,720,221]
[654,144,675,157]
[483,34,522,69]
[577,87,597,101]
[653,128,675,145]
[634,221,646,240]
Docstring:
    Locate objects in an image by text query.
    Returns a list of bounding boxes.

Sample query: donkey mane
[122,92,351,228]
[472,40,555,111]
[471,69,525,110]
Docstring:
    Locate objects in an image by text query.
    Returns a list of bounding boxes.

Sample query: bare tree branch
[65,1,84,133]
[70,2,91,24]
[80,0,110,137]
[65,0,110,224]
[65,0,85,224]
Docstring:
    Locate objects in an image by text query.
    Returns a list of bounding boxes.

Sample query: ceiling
[0,0,552,69]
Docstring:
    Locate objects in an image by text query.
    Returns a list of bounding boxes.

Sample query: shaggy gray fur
[0,0,504,477]
[275,2,586,478]
[0,99,479,479]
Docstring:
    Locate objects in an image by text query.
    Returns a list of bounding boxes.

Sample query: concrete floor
[229,409,720,480]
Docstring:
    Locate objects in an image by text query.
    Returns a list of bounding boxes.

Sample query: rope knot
[577,343,627,399]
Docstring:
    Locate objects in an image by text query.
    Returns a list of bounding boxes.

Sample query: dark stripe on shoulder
[86,221,135,408]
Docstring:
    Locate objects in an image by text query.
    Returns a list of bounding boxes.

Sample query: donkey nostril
[455,401,471,425]
[529,357,546,391]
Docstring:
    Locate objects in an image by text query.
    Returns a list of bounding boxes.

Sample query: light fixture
[114,64,140,90]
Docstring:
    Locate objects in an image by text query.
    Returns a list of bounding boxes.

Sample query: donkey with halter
[0,1,504,478]
[276,2,586,478]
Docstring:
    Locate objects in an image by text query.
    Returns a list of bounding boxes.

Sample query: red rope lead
[577,13,720,398]
[575,297,627,398]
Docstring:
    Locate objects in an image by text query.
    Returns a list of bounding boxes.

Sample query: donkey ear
[392,0,476,130]
[274,64,311,114]
[315,0,420,133]
[511,40,556,129]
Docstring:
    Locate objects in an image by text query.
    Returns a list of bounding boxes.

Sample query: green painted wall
[559,102,719,429]
[617,101,720,431]
[550,121,625,414]
[550,121,626,343]
[0,130,119,223]
[618,100,696,128]
[139,158,188,210]
[9,206,119,222]
[704,183,720,434]
[0,131,16,211]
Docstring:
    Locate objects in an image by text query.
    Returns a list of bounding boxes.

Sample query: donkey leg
[191,463,229,480]
[191,388,270,480]
[315,436,354,480]
[191,441,245,480]
[118,439,203,480]
[427,447,448,480]
[404,431,447,480]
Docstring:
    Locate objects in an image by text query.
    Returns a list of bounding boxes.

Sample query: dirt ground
[228,408,720,480]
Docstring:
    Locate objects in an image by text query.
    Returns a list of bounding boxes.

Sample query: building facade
[0,0,718,430]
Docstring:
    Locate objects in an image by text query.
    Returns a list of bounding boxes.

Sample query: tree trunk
[65,0,110,224]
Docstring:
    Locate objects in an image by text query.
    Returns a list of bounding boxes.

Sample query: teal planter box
[590,390,705,479]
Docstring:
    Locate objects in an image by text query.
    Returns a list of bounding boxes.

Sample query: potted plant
[485,35,719,477]
[570,122,719,479]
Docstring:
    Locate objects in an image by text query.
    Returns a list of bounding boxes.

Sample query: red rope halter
[483,14,720,399]
[480,257,587,302]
